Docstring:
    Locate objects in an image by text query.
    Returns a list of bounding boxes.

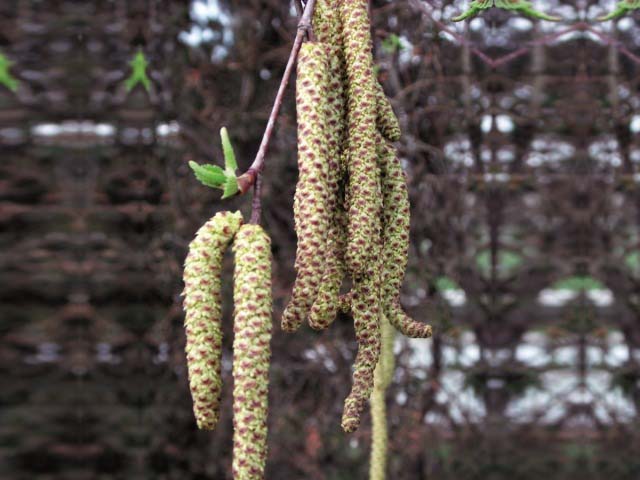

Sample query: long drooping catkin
[369,313,395,480]
[281,42,332,332]
[308,0,349,331]
[378,138,432,339]
[341,240,382,433]
[340,0,382,277]
[182,210,243,430]
[232,224,273,480]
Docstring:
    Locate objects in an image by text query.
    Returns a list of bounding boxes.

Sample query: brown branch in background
[237,0,317,195]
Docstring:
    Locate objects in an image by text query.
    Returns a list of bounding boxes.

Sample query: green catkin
[182,210,243,430]
[369,313,395,480]
[232,224,273,480]
[308,0,350,331]
[281,42,332,332]
[341,239,382,433]
[378,138,433,339]
[340,0,383,277]
[375,81,401,143]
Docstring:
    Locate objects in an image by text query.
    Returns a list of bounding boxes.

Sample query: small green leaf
[381,34,402,54]
[598,0,640,21]
[189,161,226,188]
[220,127,238,172]
[452,0,493,21]
[0,53,19,91]
[221,173,239,199]
[125,50,151,92]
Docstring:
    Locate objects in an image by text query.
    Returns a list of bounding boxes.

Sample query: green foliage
[189,127,239,198]
[598,0,640,21]
[453,0,560,22]
[476,250,523,276]
[125,50,151,92]
[381,34,402,54]
[435,276,461,292]
[551,276,603,292]
[0,53,19,91]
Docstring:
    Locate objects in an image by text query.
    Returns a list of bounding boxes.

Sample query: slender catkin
[232,224,273,480]
[308,0,350,331]
[341,241,382,433]
[378,138,432,339]
[182,210,243,430]
[340,0,382,277]
[281,42,332,332]
[375,81,401,143]
[369,313,395,480]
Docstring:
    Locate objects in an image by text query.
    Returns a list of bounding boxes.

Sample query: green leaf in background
[436,276,462,292]
[625,251,640,271]
[551,276,603,292]
[453,0,559,22]
[0,53,19,91]
[125,50,151,92]
[381,34,402,54]
[475,250,523,275]
[452,0,493,21]
[598,0,640,21]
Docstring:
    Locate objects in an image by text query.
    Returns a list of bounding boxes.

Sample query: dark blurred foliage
[1,0,640,479]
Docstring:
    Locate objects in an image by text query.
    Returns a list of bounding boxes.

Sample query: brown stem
[237,0,316,194]
[250,173,263,224]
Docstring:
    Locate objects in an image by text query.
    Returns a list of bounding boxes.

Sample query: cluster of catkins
[182,211,272,480]
[282,0,433,433]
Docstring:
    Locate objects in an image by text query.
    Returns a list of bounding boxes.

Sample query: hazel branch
[237,0,317,194]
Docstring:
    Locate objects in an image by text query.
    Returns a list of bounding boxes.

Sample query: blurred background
[1,0,640,479]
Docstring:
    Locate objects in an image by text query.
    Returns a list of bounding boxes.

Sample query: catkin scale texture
[340,0,382,277]
[375,81,401,143]
[182,210,243,430]
[378,138,432,339]
[281,43,332,332]
[308,0,350,330]
[341,240,382,433]
[232,224,273,480]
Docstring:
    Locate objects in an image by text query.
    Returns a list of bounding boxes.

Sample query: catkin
[281,42,332,332]
[308,0,349,331]
[341,240,382,433]
[378,138,433,339]
[182,210,243,430]
[340,0,382,277]
[232,224,273,480]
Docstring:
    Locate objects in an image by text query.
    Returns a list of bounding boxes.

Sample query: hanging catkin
[232,224,273,480]
[369,313,395,480]
[341,238,383,433]
[378,138,433,339]
[308,0,350,331]
[340,0,382,277]
[182,210,243,430]
[281,42,332,332]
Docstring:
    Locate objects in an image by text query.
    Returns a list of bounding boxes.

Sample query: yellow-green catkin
[281,42,332,332]
[308,0,350,331]
[340,0,382,277]
[182,210,243,430]
[378,138,432,339]
[375,81,401,143]
[369,313,395,480]
[341,242,382,433]
[232,224,273,480]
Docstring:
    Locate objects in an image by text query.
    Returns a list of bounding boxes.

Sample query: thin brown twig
[250,173,263,224]
[237,0,316,194]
